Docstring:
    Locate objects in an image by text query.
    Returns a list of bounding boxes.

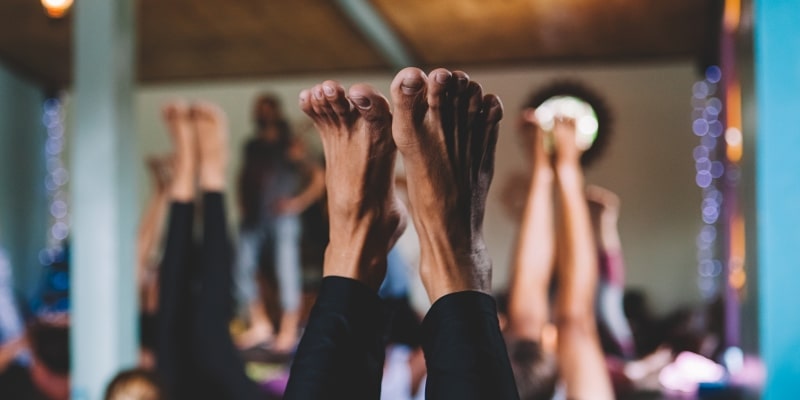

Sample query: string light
[693,66,724,299]
[38,97,69,266]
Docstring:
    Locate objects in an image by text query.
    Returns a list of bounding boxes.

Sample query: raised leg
[551,118,614,400]
[156,101,197,398]
[507,108,557,341]
[390,67,519,400]
[285,80,405,399]
[190,102,260,399]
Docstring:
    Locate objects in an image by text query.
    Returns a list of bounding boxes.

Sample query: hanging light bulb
[41,0,74,18]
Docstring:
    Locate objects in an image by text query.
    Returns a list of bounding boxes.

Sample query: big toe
[348,84,391,124]
[390,67,427,115]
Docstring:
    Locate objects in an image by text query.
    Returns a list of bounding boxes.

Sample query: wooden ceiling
[0,0,720,88]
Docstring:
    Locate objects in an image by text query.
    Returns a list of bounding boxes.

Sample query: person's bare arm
[552,118,614,400]
[508,111,556,340]
[0,336,26,374]
[277,139,326,215]
[137,157,170,291]
[587,185,625,283]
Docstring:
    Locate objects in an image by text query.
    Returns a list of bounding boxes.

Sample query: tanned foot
[272,310,301,354]
[191,102,228,191]
[521,108,554,172]
[299,80,406,290]
[390,67,503,302]
[162,101,195,201]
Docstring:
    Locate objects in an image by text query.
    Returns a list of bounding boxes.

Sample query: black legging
[156,193,261,400]
[285,278,520,400]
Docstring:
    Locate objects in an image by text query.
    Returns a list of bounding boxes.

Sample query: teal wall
[0,64,47,300]
[755,0,800,398]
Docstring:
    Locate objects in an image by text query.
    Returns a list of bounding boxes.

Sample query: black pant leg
[422,291,520,400]
[284,276,388,400]
[156,201,195,398]
[191,192,261,399]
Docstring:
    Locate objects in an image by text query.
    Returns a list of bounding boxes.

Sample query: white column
[70,0,138,398]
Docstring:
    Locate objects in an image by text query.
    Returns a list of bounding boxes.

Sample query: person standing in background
[235,94,325,353]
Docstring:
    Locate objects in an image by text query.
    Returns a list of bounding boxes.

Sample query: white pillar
[70,0,138,398]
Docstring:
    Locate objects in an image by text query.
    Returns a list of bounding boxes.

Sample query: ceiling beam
[333,0,415,70]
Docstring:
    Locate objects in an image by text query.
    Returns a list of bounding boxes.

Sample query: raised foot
[299,80,406,290]
[162,100,195,201]
[389,67,504,302]
[191,102,228,191]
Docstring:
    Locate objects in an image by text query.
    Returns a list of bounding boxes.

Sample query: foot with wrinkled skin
[390,67,504,302]
[163,101,195,201]
[299,80,406,291]
[191,102,229,192]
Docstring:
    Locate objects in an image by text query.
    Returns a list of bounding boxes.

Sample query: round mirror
[522,81,612,166]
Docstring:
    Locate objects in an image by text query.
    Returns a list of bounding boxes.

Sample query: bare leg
[192,102,227,192]
[390,68,519,399]
[190,102,261,399]
[588,184,635,358]
[157,101,197,397]
[285,80,405,399]
[552,118,614,400]
[507,109,557,341]
[390,67,502,302]
[164,102,196,202]
[301,81,406,288]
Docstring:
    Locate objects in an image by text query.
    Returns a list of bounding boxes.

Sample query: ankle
[419,238,491,302]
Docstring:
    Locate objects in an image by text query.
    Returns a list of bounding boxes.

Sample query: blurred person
[0,242,27,368]
[104,368,164,400]
[0,317,69,400]
[137,155,172,369]
[156,101,261,399]
[235,94,325,352]
[505,112,614,399]
[587,184,636,359]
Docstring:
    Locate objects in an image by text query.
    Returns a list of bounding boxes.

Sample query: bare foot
[236,322,274,349]
[390,67,503,302]
[552,117,581,168]
[299,80,406,290]
[162,101,195,201]
[522,108,553,170]
[191,102,228,191]
[272,310,301,354]
[146,155,174,193]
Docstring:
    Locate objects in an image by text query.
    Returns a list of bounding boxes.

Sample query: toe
[390,67,427,112]
[426,68,453,110]
[348,84,391,123]
[299,89,314,117]
[452,71,470,96]
[310,84,334,120]
[462,81,484,119]
[478,94,503,175]
[321,80,352,121]
[457,81,484,163]
[484,94,504,125]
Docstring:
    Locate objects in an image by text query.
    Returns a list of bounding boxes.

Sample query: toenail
[401,78,424,95]
[435,71,450,84]
[313,87,324,99]
[351,96,372,109]
[322,85,335,97]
